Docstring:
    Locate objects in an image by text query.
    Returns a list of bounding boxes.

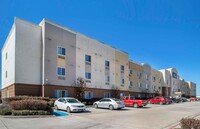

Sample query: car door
[98,99,105,108]
[104,99,112,108]
[57,98,65,110]
[123,97,129,106]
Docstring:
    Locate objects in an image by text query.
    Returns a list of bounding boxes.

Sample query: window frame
[57,67,66,76]
[57,46,66,56]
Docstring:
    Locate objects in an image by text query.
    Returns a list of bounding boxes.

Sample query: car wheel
[55,105,58,110]
[109,105,114,110]
[159,102,163,105]
[67,107,71,113]
[133,103,139,108]
[94,104,98,108]
[118,108,122,110]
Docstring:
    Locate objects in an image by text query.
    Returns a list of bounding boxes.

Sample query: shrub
[9,100,47,110]
[12,110,50,116]
[2,96,51,104]
[0,104,10,110]
[180,118,200,129]
[0,109,12,115]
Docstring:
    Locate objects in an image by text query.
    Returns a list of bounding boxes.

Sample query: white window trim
[57,67,66,76]
[57,46,66,57]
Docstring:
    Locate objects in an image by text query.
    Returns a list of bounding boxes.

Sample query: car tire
[55,105,58,110]
[109,105,114,110]
[118,108,122,110]
[133,103,139,108]
[160,102,163,105]
[67,107,71,113]
[94,104,98,108]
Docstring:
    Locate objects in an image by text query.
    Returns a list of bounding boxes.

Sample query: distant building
[1,17,196,98]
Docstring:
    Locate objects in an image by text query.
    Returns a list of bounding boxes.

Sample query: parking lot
[1,102,200,129]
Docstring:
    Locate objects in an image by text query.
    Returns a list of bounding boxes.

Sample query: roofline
[42,18,128,55]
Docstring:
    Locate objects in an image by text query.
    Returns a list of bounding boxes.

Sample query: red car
[190,97,197,101]
[121,96,148,108]
[148,96,170,105]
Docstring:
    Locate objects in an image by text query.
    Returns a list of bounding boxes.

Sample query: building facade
[1,18,197,98]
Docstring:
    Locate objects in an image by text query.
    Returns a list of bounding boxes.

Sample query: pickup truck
[121,96,148,108]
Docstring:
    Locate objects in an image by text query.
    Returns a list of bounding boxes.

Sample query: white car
[93,98,125,110]
[54,97,86,113]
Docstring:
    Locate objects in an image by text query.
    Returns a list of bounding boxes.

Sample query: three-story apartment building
[1,18,196,98]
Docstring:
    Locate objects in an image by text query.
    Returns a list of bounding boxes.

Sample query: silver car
[93,98,125,110]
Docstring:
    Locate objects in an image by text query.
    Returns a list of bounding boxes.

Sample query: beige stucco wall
[41,20,76,86]
[180,80,189,96]
[128,61,144,93]
[187,81,196,97]
[115,50,129,91]
[142,63,152,93]
[151,69,162,95]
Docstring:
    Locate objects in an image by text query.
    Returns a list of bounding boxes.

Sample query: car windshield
[66,99,80,103]
[130,96,135,100]
[112,98,120,101]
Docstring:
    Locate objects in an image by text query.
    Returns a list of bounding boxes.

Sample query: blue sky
[0,0,199,95]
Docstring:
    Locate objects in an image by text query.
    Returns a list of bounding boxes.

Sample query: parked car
[164,97,173,104]
[171,97,183,103]
[121,96,148,108]
[54,97,86,113]
[148,96,169,105]
[93,98,125,110]
[190,97,197,101]
[181,97,189,102]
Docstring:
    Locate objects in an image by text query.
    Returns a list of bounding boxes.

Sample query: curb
[163,112,200,129]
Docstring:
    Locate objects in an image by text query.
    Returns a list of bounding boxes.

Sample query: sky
[0,0,199,95]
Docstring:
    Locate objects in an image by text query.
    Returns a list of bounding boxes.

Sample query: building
[1,17,196,98]
[187,81,196,97]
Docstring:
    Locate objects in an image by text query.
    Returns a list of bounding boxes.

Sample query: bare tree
[111,85,119,98]
[74,77,87,101]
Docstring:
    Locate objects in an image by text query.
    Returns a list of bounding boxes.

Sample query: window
[120,65,124,73]
[138,94,141,98]
[145,74,149,80]
[85,55,91,62]
[137,72,142,78]
[105,60,110,68]
[57,67,65,76]
[85,72,91,80]
[138,82,142,88]
[120,78,124,85]
[129,81,133,86]
[54,90,68,98]
[105,75,110,82]
[145,84,149,89]
[84,91,93,99]
[6,52,7,60]
[57,47,66,56]
[104,92,111,98]
[128,70,132,75]
[152,76,156,81]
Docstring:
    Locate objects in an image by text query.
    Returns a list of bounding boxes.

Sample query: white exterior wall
[15,18,42,85]
[76,33,116,89]
[159,69,171,87]
[1,25,16,88]
[167,68,180,95]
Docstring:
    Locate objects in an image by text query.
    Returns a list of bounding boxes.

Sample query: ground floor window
[84,91,93,99]
[104,92,111,98]
[138,94,141,98]
[54,90,68,98]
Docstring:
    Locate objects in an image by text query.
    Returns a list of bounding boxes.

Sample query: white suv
[54,97,86,113]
